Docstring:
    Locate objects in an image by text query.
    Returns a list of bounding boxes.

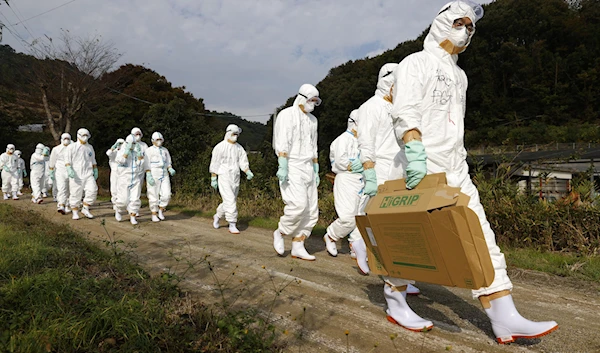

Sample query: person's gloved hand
[276,156,288,183]
[49,169,55,180]
[313,162,320,187]
[211,176,218,190]
[2,165,9,172]
[363,168,378,196]
[405,140,427,189]
[23,169,27,177]
[146,171,155,186]
[125,142,133,151]
[42,147,50,156]
[350,159,364,173]
[111,141,121,150]
[246,170,254,180]
[67,165,75,178]
[93,167,99,180]
[134,144,142,155]
[168,167,176,176]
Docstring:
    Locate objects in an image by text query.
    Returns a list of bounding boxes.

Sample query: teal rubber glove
[146,171,155,186]
[405,140,427,189]
[363,168,378,196]
[93,167,98,180]
[67,165,75,178]
[111,141,121,150]
[2,165,9,172]
[246,170,254,180]
[125,142,133,151]
[168,167,176,176]
[49,169,55,180]
[276,156,288,183]
[211,176,218,190]
[42,147,50,156]
[23,170,27,177]
[313,162,320,186]
[350,159,364,173]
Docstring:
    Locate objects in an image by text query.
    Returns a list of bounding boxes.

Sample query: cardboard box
[355,173,495,290]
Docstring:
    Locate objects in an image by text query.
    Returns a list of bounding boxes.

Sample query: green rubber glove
[363,168,378,196]
[246,170,254,180]
[93,167,98,180]
[49,169,55,180]
[125,142,133,151]
[2,165,9,172]
[42,147,50,156]
[111,141,121,150]
[23,169,27,177]
[350,159,364,173]
[313,162,320,186]
[67,165,75,178]
[211,176,218,190]
[276,156,288,183]
[168,167,176,176]
[405,140,427,189]
[146,171,155,186]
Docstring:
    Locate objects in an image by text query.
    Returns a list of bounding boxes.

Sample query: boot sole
[496,324,559,344]
[58,210,65,215]
[291,255,316,261]
[386,315,433,332]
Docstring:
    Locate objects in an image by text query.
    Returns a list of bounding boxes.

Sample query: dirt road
[8,198,600,353]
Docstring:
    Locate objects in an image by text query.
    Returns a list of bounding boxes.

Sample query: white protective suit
[65,129,98,211]
[273,84,320,238]
[106,138,125,208]
[326,111,368,244]
[30,143,47,203]
[145,132,173,215]
[389,1,511,298]
[43,150,55,198]
[131,127,148,188]
[115,134,145,217]
[357,63,400,184]
[209,125,250,224]
[15,150,25,194]
[49,133,72,212]
[0,144,19,199]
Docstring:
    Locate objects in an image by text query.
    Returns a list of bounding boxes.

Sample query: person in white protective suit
[115,134,145,225]
[50,133,73,214]
[353,1,559,343]
[131,127,148,217]
[30,143,49,204]
[106,138,125,210]
[323,110,368,257]
[353,63,423,297]
[15,150,26,196]
[65,128,98,220]
[145,132,176,222]
[42,146,55,199]
[210,125,253,233]
[272,84,321,261]
[0,144,19,200]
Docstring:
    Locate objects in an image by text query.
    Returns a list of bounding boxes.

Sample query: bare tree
[32,29,121,142]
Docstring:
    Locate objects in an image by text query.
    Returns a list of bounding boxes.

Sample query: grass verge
[0,203,283,352]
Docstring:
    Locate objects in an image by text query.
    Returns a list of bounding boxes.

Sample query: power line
[4,1,36,42]
[11,0,80,26]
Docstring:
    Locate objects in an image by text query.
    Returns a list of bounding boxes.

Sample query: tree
[32,30,121,142]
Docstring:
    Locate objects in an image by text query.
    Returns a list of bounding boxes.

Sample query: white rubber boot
[65,206,72,214]
[152,213,160,222]
[3,193,9,200]
[130,214,138,225]
[115,211,122,222]
[482,291,558,344]
[350,238,370,275]
[17,191,23,196]
[158,208,165,220]
[291,238,316,261]
[42,192,48,198]
[384,285,433,332]
[57,205,65,215]
[12,192,19,200]
[323,234,338,257]
[212,214,220,229]
[72,209,80,220]
[228,222,240,234]
[81,207,94,219]
[407,283,421,296]
[273,229,285,256]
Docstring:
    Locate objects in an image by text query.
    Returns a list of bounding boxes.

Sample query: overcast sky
[1,0,493,123]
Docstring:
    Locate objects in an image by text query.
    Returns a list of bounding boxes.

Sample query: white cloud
[1,0,493,123]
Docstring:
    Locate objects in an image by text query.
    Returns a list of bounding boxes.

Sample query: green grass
[0,204,283,352]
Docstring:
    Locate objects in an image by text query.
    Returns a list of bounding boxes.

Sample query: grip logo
[379,194,421,208]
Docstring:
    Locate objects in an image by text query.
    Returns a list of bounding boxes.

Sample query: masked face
[153,139,163,147]
[62,138,71,146]
[7,149,14,155]
[134,133,142,142]
[78,134,89,143]
[229,134,238,143]
[448,25,470,47]
[302,101,315,113]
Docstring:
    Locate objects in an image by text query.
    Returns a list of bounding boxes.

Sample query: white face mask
[62,139,70,146]
[302,101,315,113]
[134,134,142,142]
[78,135,89,143]
[154,140,163,147]
[448,26,470,48]
[229,135,238,142]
